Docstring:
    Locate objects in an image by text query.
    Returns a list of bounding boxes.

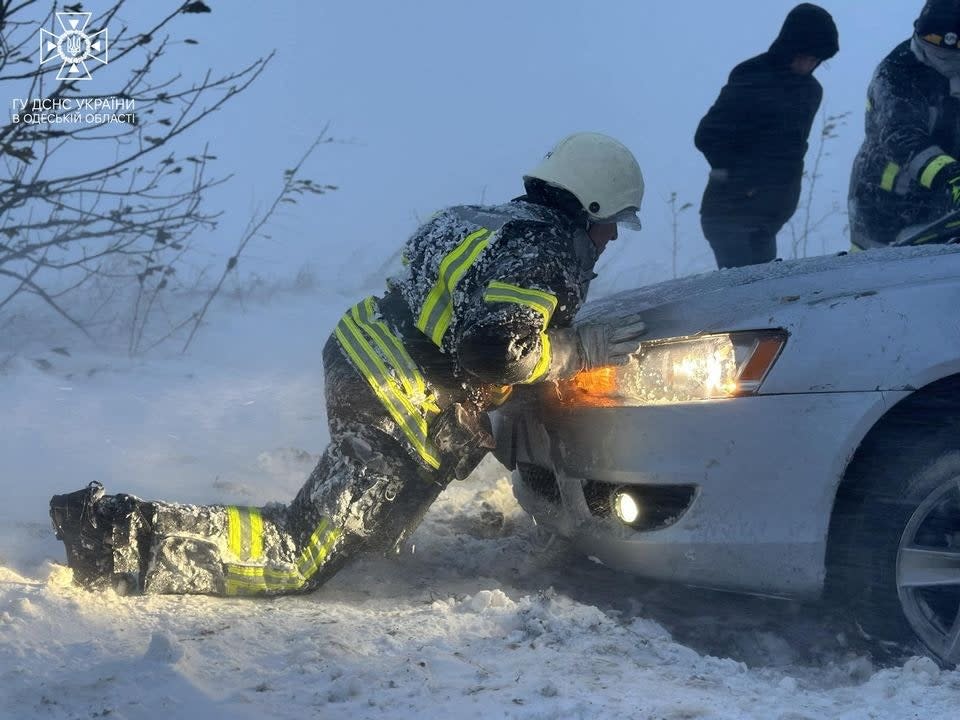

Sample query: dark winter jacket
[848,40,960,248]
[383,198,597,401]
[695,3,838,227]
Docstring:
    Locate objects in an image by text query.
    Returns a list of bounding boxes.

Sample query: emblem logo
[39,12,108,80]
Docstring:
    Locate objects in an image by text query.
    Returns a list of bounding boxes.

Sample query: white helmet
[524,132,644,229]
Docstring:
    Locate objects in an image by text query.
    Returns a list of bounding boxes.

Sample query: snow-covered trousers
[131,335,454,596]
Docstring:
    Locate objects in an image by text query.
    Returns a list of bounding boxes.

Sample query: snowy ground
[2,289,960,720]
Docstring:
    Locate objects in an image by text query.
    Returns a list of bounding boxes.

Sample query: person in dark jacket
[48,132,649,596]
[849,0,960,250]
[695,3,839,269]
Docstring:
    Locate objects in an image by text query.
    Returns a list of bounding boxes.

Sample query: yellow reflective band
[296,517,341,579]
[341,311,440,466]
[336,318,439,468]
[483,281,559,329]
[248,509,263,561]
[849,243,863,254]
[353,298,440,416]
[920,154,957,189]
[335,314,441,469]
[224,572,303,595]
[427,230,491,345]
[226,506,242,558]
[521,331,552,384]
[866,97,872,112]
[226,506,265,561]
[353,300,418,399]
[339,315,428,437]
[416,228,491,346]
[223,518,341,596]
[880,162,900,192]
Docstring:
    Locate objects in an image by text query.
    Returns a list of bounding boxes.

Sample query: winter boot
[49,482,146,592]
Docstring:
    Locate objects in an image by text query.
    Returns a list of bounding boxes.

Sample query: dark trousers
[701,215,779,270]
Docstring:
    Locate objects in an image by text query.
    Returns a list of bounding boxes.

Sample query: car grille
[516,462,561,503]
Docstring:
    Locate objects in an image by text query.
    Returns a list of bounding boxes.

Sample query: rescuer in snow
[849,0,960,250]
[695,3,839,268]
[49,132,649,596]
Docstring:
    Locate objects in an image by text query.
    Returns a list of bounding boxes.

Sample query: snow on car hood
[579,245,960,338]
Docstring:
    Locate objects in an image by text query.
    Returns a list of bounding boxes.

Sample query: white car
[493,244,960,667]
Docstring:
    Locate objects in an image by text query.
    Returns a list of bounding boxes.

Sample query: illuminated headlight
[561,330,786,406]
[613,490,641,524]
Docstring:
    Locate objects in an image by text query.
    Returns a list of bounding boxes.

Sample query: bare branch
[182,132,333,352]
[0,266,94,340]
[0,1,283,354]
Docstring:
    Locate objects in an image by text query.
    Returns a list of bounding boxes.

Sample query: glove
[546,313,647,379]
[430,403,495,481]
[576,313,648,369]
[930,161,960,209]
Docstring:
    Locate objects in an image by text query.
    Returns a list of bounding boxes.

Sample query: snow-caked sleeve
[453,222,583,386]
[868,68,958,194]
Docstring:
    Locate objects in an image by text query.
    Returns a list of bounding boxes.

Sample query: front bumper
[495,390,900,598]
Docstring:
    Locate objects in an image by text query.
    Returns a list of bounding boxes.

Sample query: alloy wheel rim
[896,475,960,665]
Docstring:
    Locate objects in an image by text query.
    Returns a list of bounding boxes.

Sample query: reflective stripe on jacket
[849,39,960,247]
[332,199,598,467]
[398,201,595,386]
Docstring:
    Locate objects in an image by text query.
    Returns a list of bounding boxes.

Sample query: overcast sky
[15,1,925,296]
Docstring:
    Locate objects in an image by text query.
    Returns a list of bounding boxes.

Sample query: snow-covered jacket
[849,39,960,248]
[394,199,596,384]
[331,198,598,470]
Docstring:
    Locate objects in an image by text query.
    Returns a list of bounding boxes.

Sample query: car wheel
[831,413,960,667]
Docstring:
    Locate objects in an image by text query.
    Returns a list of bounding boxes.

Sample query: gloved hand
[546,313,647,380]
[431,403,495,481]
[575,313,648,369]
[931,161,960,209]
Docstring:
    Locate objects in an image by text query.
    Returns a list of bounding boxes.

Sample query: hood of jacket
[769,3,839,63]
[911,33,960,96]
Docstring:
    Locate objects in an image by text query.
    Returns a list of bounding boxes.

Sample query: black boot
[49,482,144,591]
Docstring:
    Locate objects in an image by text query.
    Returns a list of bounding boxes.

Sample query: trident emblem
[39,12,108,80]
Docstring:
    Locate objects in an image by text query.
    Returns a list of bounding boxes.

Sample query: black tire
[830,409,960,667]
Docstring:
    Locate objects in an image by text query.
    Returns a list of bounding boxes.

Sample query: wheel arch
[824,372,960,592]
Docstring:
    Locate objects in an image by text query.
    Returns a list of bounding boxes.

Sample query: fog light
[613,490,640,524]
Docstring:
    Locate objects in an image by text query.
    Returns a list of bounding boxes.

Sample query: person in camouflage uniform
[49,132,649,596]
[849,0,960,249]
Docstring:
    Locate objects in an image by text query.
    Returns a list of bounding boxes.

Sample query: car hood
[578,245,960,338]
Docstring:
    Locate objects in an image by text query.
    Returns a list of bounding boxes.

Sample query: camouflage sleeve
[453,221,584,386]
[867,66,956,193]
